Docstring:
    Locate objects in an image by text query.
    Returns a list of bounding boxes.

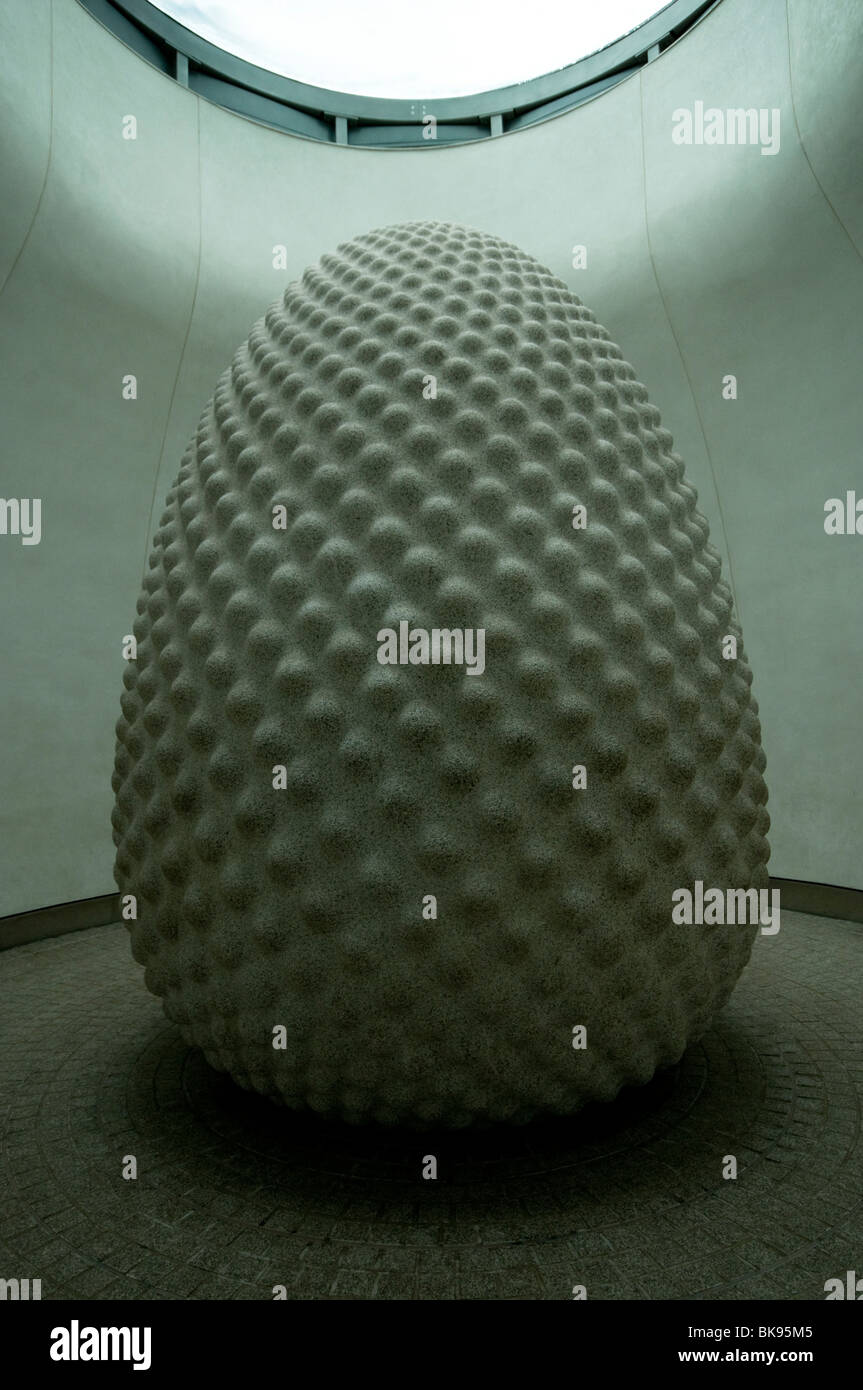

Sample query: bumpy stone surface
[112,221,770,1128]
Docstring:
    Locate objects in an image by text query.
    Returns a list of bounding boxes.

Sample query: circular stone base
[1,909,860,1300]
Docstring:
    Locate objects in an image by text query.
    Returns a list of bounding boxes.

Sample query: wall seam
[784,0,863,265]
[0,0,55,305]
[138,95,204,580]
[637,64,744,631]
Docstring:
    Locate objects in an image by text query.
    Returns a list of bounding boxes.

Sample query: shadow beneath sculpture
[123,987,795,1276]
[144,1028,711,1200]
[178,1041,704,1188]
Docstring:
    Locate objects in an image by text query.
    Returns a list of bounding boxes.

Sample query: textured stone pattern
[112,222,770,1128]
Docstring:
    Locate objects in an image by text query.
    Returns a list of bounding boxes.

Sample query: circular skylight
[152,0,671,99]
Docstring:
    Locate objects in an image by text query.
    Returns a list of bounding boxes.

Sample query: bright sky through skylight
[153,0,669,99]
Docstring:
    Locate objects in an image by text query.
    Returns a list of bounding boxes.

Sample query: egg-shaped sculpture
[112,222,769,1127]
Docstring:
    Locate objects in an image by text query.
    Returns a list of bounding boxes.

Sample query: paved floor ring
[1,909,860,1300]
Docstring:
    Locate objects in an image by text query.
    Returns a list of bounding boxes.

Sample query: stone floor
[1,909,860,1300]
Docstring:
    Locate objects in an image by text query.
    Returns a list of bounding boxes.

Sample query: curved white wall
[1,0,861,915]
